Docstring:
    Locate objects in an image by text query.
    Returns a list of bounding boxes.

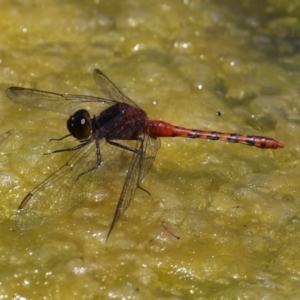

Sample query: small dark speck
[216,111,222,116]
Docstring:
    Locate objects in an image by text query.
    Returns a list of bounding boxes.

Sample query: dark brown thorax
[93,102,148,140]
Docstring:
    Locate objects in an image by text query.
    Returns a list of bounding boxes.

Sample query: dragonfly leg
[74,139,102,181]
[107,139,150,192]
[44,139,91,155]
[49,134,72,141]
[137,184,150,195]
[107,140,142,155]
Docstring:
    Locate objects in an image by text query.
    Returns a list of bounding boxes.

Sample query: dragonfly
[6,69,284,240]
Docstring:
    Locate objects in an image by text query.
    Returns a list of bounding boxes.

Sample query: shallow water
[1,0,300,299]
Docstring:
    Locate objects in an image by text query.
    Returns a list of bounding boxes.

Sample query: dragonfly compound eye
[67,109,91,140]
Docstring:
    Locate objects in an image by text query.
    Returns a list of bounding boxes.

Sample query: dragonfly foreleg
[49,134,72,141]
[44,139,91,155]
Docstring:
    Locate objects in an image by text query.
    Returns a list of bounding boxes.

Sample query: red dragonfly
[6,69,284,240]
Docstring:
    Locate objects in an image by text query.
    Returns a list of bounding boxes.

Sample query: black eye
[67,109,91,140]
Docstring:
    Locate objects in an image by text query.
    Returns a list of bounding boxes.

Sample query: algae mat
[0,0,299,299]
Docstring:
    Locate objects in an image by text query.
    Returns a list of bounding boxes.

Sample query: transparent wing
[16,140,103,230]
[106,138,143,240]
[139,135,160,182]
[16,138,135,231]
[106,135,159,240]
[6,87,117,116]
[93,69,139,108]
[7,69,139,115]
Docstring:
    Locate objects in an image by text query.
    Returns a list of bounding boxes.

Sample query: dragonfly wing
[106,138,144,240]
[93,69,139,108]
[6,87,117,115]
[105,135,159,240]
[139,135,160,182]
[15,140,103,230]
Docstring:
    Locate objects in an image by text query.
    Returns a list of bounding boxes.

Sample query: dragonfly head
[67,109,91,140]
